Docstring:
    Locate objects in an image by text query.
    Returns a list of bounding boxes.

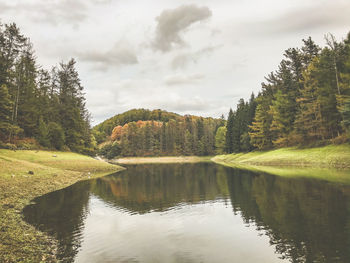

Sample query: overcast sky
[1,0,350,124]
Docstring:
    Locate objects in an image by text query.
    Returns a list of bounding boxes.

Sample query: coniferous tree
[249,95,273,150]
[225,109,234,153]
[215,126,227,154]
[0,22,95,153]
[0,85,15,141]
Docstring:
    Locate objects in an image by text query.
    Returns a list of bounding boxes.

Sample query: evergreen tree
[37,116,49,147]
[270,90,296,146]
[215,126,227,154]
[225,109,234,153]
[249,95,273,150]
[47,122,65,150]
[0,85,14,141]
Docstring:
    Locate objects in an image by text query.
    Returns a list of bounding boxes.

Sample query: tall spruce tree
[225,109,234,153]
[0,85,14,141]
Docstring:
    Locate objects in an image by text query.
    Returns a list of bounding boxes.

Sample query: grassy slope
[212,144,350,168]
[0,150,124,263]
[212,145,350,184]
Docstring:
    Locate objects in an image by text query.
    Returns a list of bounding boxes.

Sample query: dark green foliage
[99,142,122,159]
[225,109,234,153]
[340,97,350,136]
[247,33,350,150]
[37,116,49,147]
[215,126,226,154]
[47,122,65,150]
[225,95,257,153]
[0,85,16,141]
[0,22,94,153]
[229,32,350,152]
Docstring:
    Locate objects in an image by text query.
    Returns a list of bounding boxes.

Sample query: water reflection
[92,163,230,213]
[23,163,350,262]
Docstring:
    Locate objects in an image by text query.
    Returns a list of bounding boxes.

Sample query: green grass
[212,144,350,168]
[212,145,350,184]
[213,159,350,184]
[0,149,124,262]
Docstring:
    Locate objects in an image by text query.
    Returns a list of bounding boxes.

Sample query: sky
[1,0,350,124]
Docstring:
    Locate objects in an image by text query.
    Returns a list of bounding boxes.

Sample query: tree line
[223,32,350,153]
[2,22,349,157]
[0,23,95,154]
[98,112,224,158]
[93,108,181,144]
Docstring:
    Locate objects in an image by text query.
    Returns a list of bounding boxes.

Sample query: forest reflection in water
[23,163,350,263]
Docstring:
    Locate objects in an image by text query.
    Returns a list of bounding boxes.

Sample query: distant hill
[93,109,225,157]
[93,109,182,142]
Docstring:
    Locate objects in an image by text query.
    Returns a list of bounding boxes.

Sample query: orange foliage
[110,121,163,141]
[111,125,123,141]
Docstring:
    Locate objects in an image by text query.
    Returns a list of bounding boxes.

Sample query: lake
[23,163,350,263]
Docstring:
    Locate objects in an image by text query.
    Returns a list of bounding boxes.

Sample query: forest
[0,23,95,154]
[97,33,350,158]
[95,109,224,158]
[1,21,349,158]
[224,33,350,153]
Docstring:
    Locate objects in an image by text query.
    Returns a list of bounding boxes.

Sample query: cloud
[152,4,212,52]
[164,73,204,86]
[171,45,220,69]
[78,41,138,70]
[249,1,350,35]
[0,0,88,26]
[143,94,211,112]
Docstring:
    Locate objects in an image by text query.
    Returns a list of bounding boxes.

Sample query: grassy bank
[212,144,350,169]
[112,156,212,164]
[0,149,124,262]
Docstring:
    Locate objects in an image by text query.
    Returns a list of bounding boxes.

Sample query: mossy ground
[0,150,124,262]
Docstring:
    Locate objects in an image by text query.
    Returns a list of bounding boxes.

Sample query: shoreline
[110,156,212,164]
[0,149,124,262]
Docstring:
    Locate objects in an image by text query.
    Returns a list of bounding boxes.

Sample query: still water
[23,163,350,263]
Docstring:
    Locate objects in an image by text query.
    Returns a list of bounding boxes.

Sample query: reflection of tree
[91,163,230,214]
[23,181,91,262]
[23,164,350,263]
[226,169,350,262]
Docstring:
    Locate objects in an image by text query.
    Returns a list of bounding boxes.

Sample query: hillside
[93,109,182,142]
[94,109,225,158]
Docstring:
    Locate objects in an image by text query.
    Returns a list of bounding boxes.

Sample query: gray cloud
[144,95,211,112]
[78,41,138,70]
[171,45,220,69]
[249,1,350,35]
[0,0,88,26]
[152,4,212,52]
[164,73,204,86]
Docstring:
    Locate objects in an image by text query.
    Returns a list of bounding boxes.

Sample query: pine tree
[47,122,65,150]
[0,85,14,141]
[249,95,273,150]
[15,43,39,137]
[225,109,234,153]
[295,59,323,142]
[270,90,296,146]
[37,116,49,147]
[57,59,91,151]
[215,126,226,154]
